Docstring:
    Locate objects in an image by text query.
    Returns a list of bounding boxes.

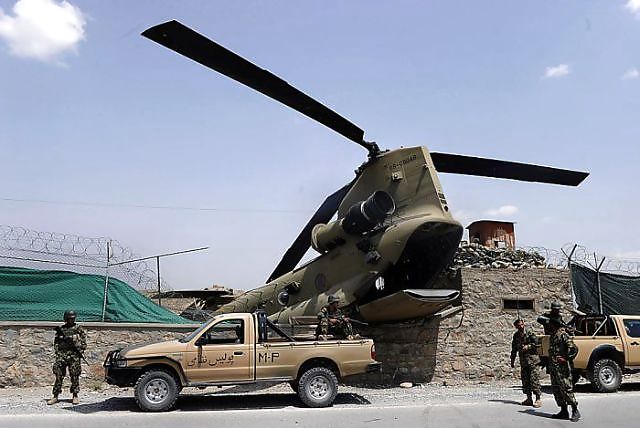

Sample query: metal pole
[109,246,209,266]
[594,254,606,314]
[562,244,578,310]
[156,256,162,307]
[102,240,112,322]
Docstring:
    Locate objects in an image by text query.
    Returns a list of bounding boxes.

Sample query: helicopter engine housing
[311,190,395,253]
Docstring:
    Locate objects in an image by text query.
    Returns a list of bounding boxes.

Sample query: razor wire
[451,242,640,276]
[558,243,640,276]
[0,224,172,292]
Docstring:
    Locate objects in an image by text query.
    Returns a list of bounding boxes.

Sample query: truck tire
[591,358,622,393]
[134,369,180,412]
[297,367,338,408]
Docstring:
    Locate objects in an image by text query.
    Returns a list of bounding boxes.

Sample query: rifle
[55,326,89,364]
[536,316,583,335]
[332,313,369,326]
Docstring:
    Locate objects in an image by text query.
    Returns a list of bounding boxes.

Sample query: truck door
[185,318,252,383]
[621,318,640,367]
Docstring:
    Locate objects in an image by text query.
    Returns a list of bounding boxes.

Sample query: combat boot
[46,396,59,405]
[570,405,581,422]
[72,394,80,405]
[533,397,542,408]
[520,397,533,406]
[552,406,570,419]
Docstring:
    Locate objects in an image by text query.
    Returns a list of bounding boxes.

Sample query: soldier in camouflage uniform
[547,314,581,422]
[316,295,354,339]
[539,301,564,374]
[47,310,87,405]
[510,319,542,407]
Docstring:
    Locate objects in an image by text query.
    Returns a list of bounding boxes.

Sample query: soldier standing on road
[510,319,542,408]
[547,314,581,422]
[47,310,87,405]
[316,295,355,339]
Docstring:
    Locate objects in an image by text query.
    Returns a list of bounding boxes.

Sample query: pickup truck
[103,311,380,411]
[540,314,640,392]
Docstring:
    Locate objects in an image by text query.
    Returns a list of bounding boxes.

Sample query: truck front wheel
[591,358,622,393]
[134,369,180,412]
[297,367,338,408]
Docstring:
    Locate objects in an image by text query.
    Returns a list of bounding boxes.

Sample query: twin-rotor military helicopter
[142,20,588,324]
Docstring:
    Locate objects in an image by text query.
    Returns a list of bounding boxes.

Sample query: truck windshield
[178,316,221,343]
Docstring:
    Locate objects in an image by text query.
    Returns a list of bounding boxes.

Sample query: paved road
[2,383,640,428]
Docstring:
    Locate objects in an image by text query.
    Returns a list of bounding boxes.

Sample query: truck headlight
[115,358,128,368]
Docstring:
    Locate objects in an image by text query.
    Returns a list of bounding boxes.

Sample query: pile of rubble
[451,243,546,269]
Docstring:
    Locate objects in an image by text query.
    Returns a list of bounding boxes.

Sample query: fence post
[102,240,112,322]
[562,244,578,309]
[594,253,606,314]
[156,256,162,307]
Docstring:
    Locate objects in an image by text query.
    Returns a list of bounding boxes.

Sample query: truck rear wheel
[591,358,622,393]
[297,367,338,408]
[134,369,180,412]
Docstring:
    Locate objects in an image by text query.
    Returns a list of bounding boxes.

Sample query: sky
[1,0,640,290]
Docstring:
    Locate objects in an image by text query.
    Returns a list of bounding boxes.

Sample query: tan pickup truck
[103,311,380,411]
[540,314,640,392]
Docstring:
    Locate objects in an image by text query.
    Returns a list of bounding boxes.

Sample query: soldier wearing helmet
[47,310,87,405]
[316,295,355,340]
[542,302,564,335]
[546,312,580,421]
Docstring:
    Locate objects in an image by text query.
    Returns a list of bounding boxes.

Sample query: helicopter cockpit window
[199,319,244,345]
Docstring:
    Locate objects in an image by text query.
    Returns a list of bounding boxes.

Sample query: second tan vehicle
[104,311,380,411]
[541,314,640,392]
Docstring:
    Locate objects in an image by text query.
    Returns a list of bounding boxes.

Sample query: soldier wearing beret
[510,318,542,408]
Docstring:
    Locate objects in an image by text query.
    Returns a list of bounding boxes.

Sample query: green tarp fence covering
[0,266,192,323]
[571,262,640,315]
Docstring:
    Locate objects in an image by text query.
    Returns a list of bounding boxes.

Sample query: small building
[467,220,515,249]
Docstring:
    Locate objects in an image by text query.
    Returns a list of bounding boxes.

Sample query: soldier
[539,301,564,374]
[316,295,355,339]
[47,310,87,405]
[542,301,564,335]
[547,314,580,422]
[510,319,542,408]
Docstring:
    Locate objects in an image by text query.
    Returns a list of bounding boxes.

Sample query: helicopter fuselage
[215,146,463,322]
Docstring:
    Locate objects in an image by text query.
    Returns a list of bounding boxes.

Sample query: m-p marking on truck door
[258,352,280,363]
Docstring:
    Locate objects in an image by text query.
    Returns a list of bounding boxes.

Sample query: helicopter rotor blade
[267,181,354,283]
[142,20,374,152]
[430,152,589,186]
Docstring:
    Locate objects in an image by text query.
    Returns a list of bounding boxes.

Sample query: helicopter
[142,20,588,324]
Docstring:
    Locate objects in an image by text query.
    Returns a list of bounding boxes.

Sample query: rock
[451,244,548,270]
[399,382,413,388]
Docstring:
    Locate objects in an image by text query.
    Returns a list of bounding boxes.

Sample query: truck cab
[104,311,380,411]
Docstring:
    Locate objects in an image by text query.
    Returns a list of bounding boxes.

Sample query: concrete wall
[0,267,571,388]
